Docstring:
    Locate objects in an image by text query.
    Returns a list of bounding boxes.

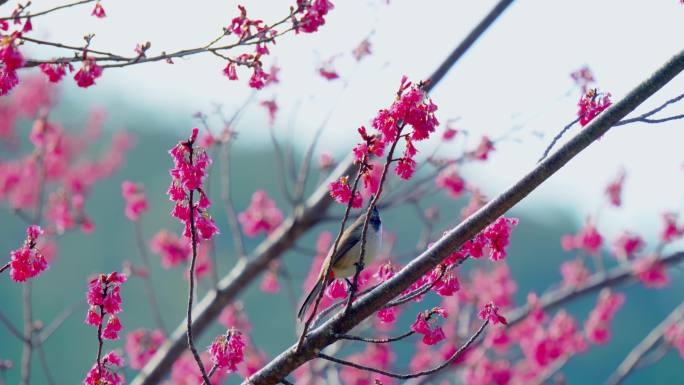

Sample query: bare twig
[0,0,96,21]
[0,308,27,342]
[538,116,581,162]
[318,320,488,380]
[187,189,212,385]
[20,284,33,385]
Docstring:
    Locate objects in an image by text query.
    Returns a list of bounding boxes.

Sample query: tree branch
[604,301,684,385]
[240,49,684,385]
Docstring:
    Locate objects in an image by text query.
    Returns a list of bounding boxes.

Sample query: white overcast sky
[18,0,684,243]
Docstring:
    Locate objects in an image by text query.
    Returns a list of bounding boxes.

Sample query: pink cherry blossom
[125,329,165,369]
[633,256,669,288]
[411,307,448,345]
[121,181,148,221]
[295,0,334,33]
[660,212,684,242]
[102,315,122,340]
[478,301,508,325]
[578,89,612,126]
[260,270,280,293]
[560,258,590,288]
[352,38,372,61]
[7,225,48,282]
[238,190,284,237]
[469,136,495,161]
[325,279,348,299]
[91,1,106,18]
[584,289,624,344]
[208,328,245,373]
[149,230,190,268]
[436,166,465,198]
[168,128,219,241]
[329,175,363,208]
[74,58,103,88]
[83,351,123,385]
[260,99,278,125]
[561,219,603,255]
[611,231,644,260]
[570,66,594,93]
[605,169,625,207]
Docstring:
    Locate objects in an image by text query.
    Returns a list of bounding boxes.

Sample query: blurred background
[1,0,684,384]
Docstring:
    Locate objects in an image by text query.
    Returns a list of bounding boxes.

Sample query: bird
[297,205,382,321]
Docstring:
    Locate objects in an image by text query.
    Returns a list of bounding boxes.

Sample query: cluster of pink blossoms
[208,328,246,373]
[5,225,48,282]
[561,218,603,255]
[605,168,625,207]
[222,0,332,89]
[330,76,439,207]
[584,289,624,344]
[83,351,124,385]
[150,230,191,268]
[660,212,684,242]
[167,128,219,241]
[121,181,149,221]
[570,65,594,93]
[577,88,612,126]
[611,231,644,261]
[410,307,449,345]
[435,165,466,198]
[633,256,669,288]
[238,190,284,237]
[0,32,24,95]
[125,329,165,370]
[85,271,126,341]
[446,217,520,264]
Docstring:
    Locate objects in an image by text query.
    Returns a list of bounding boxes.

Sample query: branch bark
[241,49,684,385]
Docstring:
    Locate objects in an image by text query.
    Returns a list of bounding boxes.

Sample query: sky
[18,0,684,243]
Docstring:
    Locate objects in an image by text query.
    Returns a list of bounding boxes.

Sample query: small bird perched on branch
[297,205,382,320]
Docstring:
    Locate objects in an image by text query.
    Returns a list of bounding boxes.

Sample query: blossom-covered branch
[241,49,684,385]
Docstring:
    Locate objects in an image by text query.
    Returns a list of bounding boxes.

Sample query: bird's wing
[328,216,364,267]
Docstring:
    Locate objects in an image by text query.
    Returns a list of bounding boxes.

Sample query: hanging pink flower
[121,181,148,221]
[238,190,284,237]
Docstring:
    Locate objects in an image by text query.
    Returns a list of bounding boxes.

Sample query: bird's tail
[298,278,324,321]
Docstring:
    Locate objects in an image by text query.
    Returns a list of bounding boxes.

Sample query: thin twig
[537,116,580,163]
[38,302,82,343]
[0,308,27,342]
[36,344,57,385]
[20,283,33,385]
[187,189,212,385]
[318,320,488,380]
[0,0,95,20]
